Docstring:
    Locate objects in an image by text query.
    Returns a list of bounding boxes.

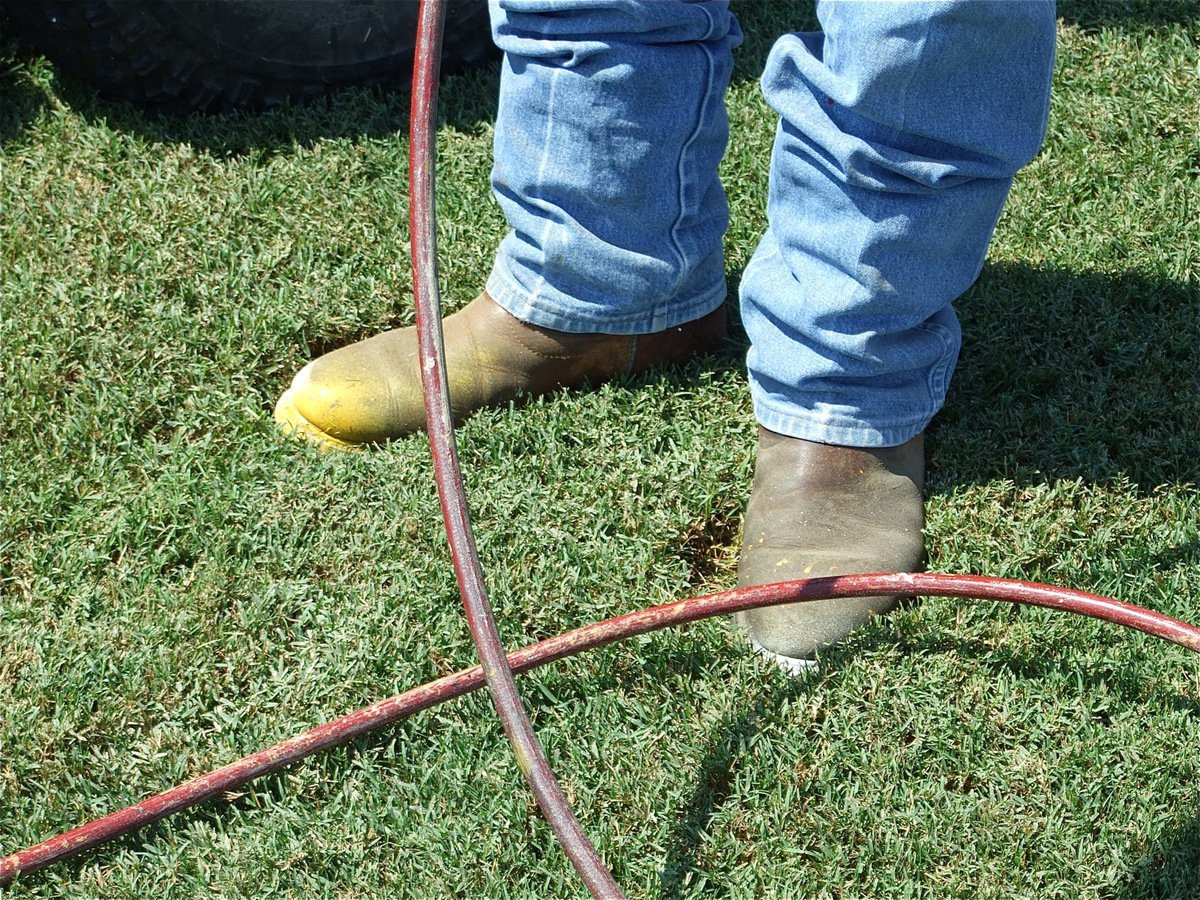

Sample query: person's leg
[275,0,741,448]
[737,0,1056,667]
[487,0,739,334]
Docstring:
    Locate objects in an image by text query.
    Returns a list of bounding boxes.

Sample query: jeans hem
[751,386,931,449]
[486,262,728,335]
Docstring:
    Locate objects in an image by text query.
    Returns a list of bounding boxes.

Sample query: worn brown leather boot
[736,427,924,673]
[275,292,727,448]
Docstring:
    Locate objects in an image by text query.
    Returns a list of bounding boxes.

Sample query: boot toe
[273,365,363,450]
[735,430,925,667]
[272,293,727,448]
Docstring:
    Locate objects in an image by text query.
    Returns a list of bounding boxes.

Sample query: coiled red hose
[2,574,1197,886]
[3,0,1197,891]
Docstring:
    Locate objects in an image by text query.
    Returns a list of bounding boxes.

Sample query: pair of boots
[275,293,923,670]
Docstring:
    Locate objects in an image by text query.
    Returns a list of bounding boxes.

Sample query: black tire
[1,0,495,114]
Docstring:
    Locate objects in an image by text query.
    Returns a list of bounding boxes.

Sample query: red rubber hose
[4,1,1198,891]
[408,0,622,895]
[3,573,1197,886]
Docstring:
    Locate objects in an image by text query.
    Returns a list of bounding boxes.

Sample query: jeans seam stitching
[669,40,718,298]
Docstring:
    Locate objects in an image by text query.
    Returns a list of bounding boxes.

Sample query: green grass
[2,1,1197,897]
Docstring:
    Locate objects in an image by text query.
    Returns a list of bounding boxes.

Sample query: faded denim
[484,0,1056,446]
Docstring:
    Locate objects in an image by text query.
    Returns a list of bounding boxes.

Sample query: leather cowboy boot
[736,427,925,673]
[275,292,727,448]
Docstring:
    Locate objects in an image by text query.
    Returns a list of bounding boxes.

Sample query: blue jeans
[484,0,1056,446]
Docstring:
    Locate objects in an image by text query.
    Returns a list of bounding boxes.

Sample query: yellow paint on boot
[273,382,361,451]
[273,292,727,449]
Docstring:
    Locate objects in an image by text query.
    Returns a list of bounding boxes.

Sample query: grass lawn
[2,1,1197,897]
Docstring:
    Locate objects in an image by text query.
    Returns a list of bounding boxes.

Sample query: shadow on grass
[929,262,1199,493]
[658,671,815,898]
[34,62,500,159]
[1121,817,1200,900]
[0,0,502,154]
[0,77,43,146]
[1057,0,1198,30]
[0,13,499,158]
[0,37,47,146]
[897,630,1200,719]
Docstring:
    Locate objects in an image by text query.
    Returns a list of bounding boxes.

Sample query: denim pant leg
[485,0,741,335]
[742,0,1057,447]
